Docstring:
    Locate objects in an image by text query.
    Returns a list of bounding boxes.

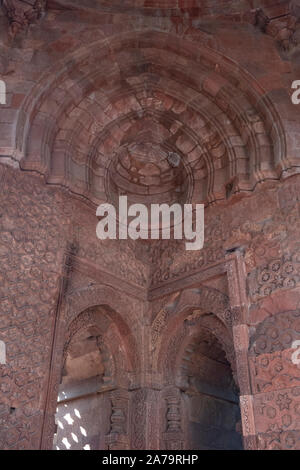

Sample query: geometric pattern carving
[2,0,300,451]
[254,386,300,439]
[250,350,300,394]
[248,255,300,301]
[257,429,300,450]
[249,310,300,356]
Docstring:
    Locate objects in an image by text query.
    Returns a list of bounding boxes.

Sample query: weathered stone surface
[1,0,300,450]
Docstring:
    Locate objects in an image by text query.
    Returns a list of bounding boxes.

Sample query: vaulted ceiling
[1,1,300,207]
[16,29,285,207]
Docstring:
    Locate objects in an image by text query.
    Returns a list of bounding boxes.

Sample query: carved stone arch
[41,284,140,449]
[152,285,236,379]
[169,286,234,330]
[62,284,140,372]
[62,308,117,389]
[154,286,242,450]
[157,309,236,387]
[173,318,237,391]
[15,29,287,206]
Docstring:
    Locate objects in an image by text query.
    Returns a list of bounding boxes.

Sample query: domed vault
[17,30,285,208]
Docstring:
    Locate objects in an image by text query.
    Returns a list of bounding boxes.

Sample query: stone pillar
[226,251,256,449]
[164,396,184,450]
[233,324,257,449]
[130,388,161,450]
[105,389,130,450]
[161,388,184,450]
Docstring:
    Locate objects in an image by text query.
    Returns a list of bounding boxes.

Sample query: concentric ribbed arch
[15,29,286,207]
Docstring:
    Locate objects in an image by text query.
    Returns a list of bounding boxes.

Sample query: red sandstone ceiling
[16,29,285,207]
[2,0,300,207]
[45,0,292,17]
[49,0,254,15]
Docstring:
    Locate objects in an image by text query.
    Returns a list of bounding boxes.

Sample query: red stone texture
[0,0,300,450]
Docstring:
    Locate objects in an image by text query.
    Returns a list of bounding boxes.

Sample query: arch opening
[178,327,243,450]
[52,304,132,451]
[54,324,107,451]
[158,297,243,451]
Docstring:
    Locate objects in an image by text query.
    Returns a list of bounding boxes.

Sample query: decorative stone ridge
[17,29,285,207]
[240,395,256,438]
[1,0,46,37]
[255,3,299,51]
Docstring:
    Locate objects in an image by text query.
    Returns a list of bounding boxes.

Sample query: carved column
[105,389,129,450]
[40,243,78,450]
[163,391,184,450]
[129,388,160,450]
[226,251,257,449]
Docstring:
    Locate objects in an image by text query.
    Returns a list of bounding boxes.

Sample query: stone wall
[0,0,300,451]
[1,158,300,450]
[0,164,68,449]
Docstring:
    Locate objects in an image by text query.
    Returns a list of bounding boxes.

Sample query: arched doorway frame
[40,279,140,450]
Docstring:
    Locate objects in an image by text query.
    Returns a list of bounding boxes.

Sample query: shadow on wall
[180,330,243,450]
[54,393,106,450]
